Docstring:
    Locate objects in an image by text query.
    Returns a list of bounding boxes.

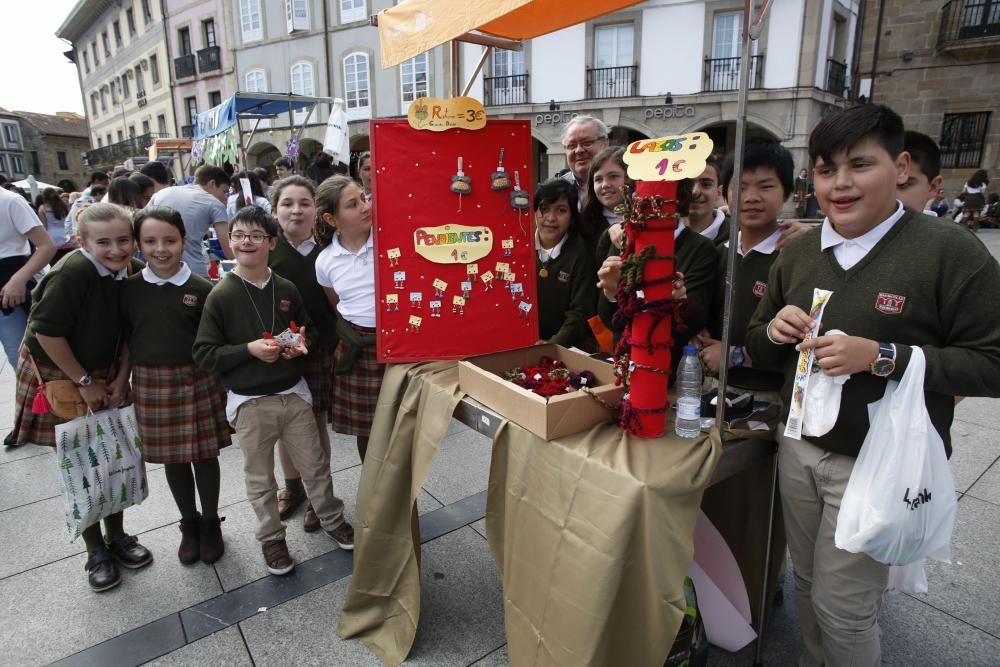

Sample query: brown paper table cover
[337,361,722,667]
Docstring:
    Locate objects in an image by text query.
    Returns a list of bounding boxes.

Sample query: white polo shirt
[315,231,376,328]
[820,201,905,270]
[0,188,41,258]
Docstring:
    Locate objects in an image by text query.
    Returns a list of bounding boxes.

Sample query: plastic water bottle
[675,345,703,438]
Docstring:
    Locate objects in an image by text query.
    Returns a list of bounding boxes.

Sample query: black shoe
[85,547,121,592]
[106,534,154,569]
[3,430,19,448]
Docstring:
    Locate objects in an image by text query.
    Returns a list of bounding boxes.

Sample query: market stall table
[337,361,778,666]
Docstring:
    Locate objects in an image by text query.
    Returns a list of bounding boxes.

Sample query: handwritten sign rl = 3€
[413,224,493,264]
[623,133,714,182]
[407,96,487,132]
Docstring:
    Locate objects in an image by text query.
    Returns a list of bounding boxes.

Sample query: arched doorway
[350,134,370,181]
[297,138,324,173]
[532,138,549,183]
[246,141,281,170]
[609,126,649,147]
[696,121,779,157]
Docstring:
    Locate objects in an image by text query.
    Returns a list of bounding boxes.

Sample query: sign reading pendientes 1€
[407,96,487,132]
[622,133,714,182]
[413,224,493,264]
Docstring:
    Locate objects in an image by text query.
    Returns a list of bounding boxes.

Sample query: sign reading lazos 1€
[408,96,487,132]
[622,133,714,182]
[413,224,493,264]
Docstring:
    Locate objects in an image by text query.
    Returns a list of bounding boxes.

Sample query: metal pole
[753,447,780,666]
[462,46,492,97]
[715,0,773,431]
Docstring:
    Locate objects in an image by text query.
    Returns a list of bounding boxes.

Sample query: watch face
[872,359,895,377]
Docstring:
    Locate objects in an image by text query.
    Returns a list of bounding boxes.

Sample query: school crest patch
[558,271,571,283]
[752,280,767,298]
[874,292,906,315]
[181,294,198,307]
[279,299,292,312]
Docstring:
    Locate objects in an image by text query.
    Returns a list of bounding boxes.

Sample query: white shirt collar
[328,231,374,257]
[603,208,622,226]
[698,209,726,240]
[288,236,317,257]
[734,227,783,257]
[141,262,192,286]
[820,201,906,252]
[675,223,684,240]
[230,267,272,289]
[536,230,569,262]
[79,249,128,280]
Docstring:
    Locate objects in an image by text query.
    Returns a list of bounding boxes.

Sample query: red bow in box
[502,356,597,399]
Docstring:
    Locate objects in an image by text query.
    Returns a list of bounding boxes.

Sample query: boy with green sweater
[746,104,1000,665]
[193,207,353,576]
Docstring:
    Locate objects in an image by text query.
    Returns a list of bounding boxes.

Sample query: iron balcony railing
[85,132,168,167]
[586,65,638,99]
[174,53,196,79]
[939,0,1000,45]
[483,74,529,105]
[198,46,221,73]
[825,58,847,97]
[703,54,764,92]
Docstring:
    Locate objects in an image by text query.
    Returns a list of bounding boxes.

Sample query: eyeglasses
[564,138,600,152]
[229,232,271,244]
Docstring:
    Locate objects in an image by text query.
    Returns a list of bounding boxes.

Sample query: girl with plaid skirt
[268,176,339,531]
[314,175,383,463]
[121,207,232,565]
[9,203,152,592]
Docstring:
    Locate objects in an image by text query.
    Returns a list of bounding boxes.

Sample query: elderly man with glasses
[559,115,610,209]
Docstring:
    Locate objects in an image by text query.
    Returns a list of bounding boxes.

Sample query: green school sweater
[746,210,1000,457]
[710,242,783,392]
[536,233,597,347]
[598,226,720,373]
[122,272,214,365]
[25,251,125,370]
[193,271,315,395]
[269,235,339,346]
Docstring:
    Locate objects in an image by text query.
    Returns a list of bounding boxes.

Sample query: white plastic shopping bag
[55,405,149,540]
[887,560,928,595]
[802,329,850,437]
[834,347,956,565]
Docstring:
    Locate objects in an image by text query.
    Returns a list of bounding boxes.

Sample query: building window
[91,93,98,115]
[179,27,192,56]
[58,151,69,170]
[290,61,315,122]
[126,6,136,35]
[341,0,365,23]
[157,114,167,135]
[11,155,24,175]
[128,125,136,138]
[286,0,310,32]
[96,137,102,148]
[113,20,123,47]
[203,19,217,48]
[594,23,634,68]
[83,50,90,73]
[0,155,7,174]
[185,96,198,125]
[150,54,160,84]
[400,53,428,112]
[102,31,111,56]
[245,69,267,92]
[116,130,124,142]
[134,65,145,96]
[209,91,222,107]
[100,88,108,111]
[142,0,153,24]
[485,47,527,105]
[940,111,991,169]
[121,74,130,99]
[92,41,99,65]
[344,52,371,119]
[240,0,263,42]
[142,120,150,135]
[3,125,18,145]
[106,133,112,146]
[111,80,119,104]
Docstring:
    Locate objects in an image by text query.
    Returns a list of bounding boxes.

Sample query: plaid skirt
[132,363,232,464]
[303,342,337,421]
[9,346,110,448]
[332,324,385,438]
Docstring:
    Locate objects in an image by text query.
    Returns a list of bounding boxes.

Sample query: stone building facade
[11,111,91,191]
[854,0,999,197]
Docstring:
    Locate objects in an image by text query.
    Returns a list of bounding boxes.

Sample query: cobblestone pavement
[1,230,998,666]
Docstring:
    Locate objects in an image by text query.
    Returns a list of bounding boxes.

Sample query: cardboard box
[458,344,625,440]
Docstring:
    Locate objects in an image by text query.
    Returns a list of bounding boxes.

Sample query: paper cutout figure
[466,263,479,276]
[481,270,495,290]
[495,261,510,274]
[407,315,422,332]
[409,291,423,309]
[502,238,514,257]
[429,300,442,317]
[518,301,532,321]
[460,280,473,298]
[385,293,400,312]
[452,295,466,315]
[432,278,448,298]
[491,148,510,191]
[510,282,524,301]
[387,248,402,267]
[394,270,406,289]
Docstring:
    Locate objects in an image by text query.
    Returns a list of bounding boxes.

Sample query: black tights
[82,512,125,555]
[164,458,221,522]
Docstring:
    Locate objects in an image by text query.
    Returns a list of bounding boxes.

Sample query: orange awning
[377,0,645,68]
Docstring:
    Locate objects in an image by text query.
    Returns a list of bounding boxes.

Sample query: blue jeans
[0,306,28,369]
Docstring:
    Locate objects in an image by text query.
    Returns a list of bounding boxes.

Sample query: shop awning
[377,0,645,68]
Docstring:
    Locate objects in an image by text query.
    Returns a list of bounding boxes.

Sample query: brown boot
[199,515,225,564]
[178,514,201,564]
[303,505,321,533]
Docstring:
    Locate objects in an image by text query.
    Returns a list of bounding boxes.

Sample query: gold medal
[539,267,549,278]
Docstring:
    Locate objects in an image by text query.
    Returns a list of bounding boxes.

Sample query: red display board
[371,119,538,362]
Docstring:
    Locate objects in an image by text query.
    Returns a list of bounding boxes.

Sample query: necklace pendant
[539,267,549,278]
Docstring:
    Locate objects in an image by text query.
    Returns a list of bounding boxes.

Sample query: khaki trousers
[778,429,888,667]
[234,393,345,544]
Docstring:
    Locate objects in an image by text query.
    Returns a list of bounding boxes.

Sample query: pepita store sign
[534,105,698,126]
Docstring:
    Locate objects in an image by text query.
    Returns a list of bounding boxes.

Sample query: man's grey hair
[561,115,609,146]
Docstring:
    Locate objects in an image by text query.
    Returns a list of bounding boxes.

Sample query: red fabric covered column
[619,180,678,438]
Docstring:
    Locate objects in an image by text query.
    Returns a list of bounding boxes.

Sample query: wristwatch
[870,342,896,377]
[730,346,746,368]
[77,374,93,387]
